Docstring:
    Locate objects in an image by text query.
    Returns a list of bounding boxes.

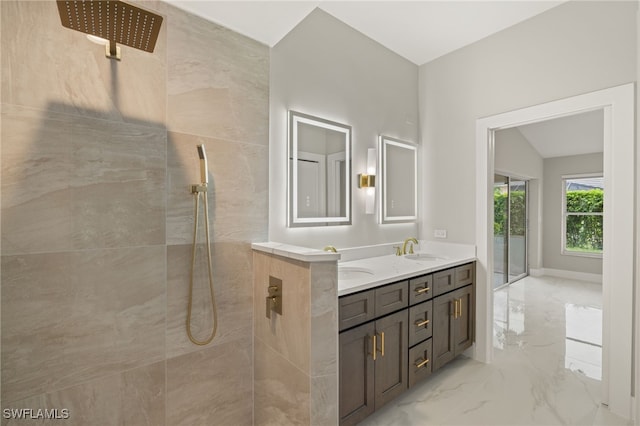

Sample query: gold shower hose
[187,186,218,345]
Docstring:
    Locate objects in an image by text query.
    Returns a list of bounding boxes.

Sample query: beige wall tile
[253,252,311,373]
[310,262,338,378]
[166,337,253,426]
[161,3,269,145]
[1,105,166,255]
[166,131,268,245]
[254,338,310,426]
[1,247,166,403]
[311,374,339,426]
[1,361,165,426]
[166,242,253,358]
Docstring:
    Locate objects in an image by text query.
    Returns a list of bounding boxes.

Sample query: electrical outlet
[434,229,447,239]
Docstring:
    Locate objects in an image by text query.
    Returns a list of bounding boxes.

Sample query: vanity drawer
[339,290,375,331]
[433,268,455,296]
[374,281,408,317]
[408,338,433,388]
[455,263,474,289]
[409,274,432,305]
[409,300,433,347]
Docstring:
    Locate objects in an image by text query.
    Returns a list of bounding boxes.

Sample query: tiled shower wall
[0,1,268,424]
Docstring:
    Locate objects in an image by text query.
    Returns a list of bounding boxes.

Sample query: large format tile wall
[252,251,338,425]
[0,1,268,424]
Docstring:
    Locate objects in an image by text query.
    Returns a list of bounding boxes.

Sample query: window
[562,175,603,256]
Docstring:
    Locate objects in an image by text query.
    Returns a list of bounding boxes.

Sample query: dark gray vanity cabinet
[432,283,474,371]
[339,261,475,425]
[339,308,408,426]
[339,321,375,425]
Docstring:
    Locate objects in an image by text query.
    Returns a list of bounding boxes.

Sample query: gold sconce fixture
[358,173,376,188]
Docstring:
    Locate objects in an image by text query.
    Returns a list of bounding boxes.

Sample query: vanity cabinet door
[339,289,375,331]
[409,274,432,305]
[408,300,433,347]
[432,293,455,371]
[433,268,455,296]
[339,322,375,426]
[374,309,408,409]
[453,285,474,355]
[374,281,408,317]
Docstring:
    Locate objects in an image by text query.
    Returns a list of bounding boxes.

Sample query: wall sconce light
[358,174,375,188]
[359,148,377,214]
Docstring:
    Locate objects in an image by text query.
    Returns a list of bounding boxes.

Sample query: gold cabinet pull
[454,299,459,319]
[380,332,385,357]
[372,334,377,361]
[415,358,430,369]
[457,298,463,318]
[415,319,430,327]
[415,286,430,294]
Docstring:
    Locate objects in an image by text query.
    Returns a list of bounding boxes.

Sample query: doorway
[474,83,635,419]
[493,174,528,289]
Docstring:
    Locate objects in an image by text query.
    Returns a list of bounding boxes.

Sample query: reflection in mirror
[288,111,351,227]
[379,135,417,223]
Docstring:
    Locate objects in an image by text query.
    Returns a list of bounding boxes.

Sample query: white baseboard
[530,268,602,283]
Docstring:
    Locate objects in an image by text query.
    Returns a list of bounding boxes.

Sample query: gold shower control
[266,276,283,319]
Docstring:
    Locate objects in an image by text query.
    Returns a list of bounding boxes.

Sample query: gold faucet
[323,245,338,253]
[401,238,418,255]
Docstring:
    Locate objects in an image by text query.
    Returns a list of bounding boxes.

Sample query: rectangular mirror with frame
[288,110,352,227]
[379,135,418,223]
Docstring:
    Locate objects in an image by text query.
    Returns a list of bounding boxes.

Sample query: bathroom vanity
[336,249,476,426]
[251,241,475,426]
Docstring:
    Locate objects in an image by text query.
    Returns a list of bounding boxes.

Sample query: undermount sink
[338,266,374,280]
[404,253,448,261]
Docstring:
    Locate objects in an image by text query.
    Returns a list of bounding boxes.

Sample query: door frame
[474,83,635,419]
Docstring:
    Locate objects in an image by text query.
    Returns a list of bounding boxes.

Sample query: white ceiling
[516,109,604,159]
[164,1,564,65]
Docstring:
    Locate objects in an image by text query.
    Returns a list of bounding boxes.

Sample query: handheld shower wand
[187,144,218,346]
[197,144,208,184]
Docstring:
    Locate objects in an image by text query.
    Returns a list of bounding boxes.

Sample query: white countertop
[251,241,340,262]
[338,242,476,296]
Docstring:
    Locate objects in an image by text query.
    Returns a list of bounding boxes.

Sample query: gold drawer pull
[415,319,430,327]
[415,286,430,294]
[415,358,430,368]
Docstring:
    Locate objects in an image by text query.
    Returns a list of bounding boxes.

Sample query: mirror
[379,135,417,223]
[288,110,352,227]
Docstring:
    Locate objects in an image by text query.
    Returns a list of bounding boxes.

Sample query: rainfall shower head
[197,145,208,184]
[56,0,163,60]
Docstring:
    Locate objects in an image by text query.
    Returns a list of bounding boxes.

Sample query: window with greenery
[562,175,603,256]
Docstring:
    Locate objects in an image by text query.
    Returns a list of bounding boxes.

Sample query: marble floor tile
[360,276,631,426]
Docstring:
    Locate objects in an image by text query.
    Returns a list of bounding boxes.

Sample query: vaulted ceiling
[164,1,564,65]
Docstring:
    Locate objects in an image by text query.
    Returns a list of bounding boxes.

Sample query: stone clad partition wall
[252,246,339,425]
[1,1,268,424]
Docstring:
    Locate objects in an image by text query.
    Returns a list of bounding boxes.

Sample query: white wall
[269,8,419,249]
[419,0,637,244]
[542,153,604,275]
[494,128,543,269]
